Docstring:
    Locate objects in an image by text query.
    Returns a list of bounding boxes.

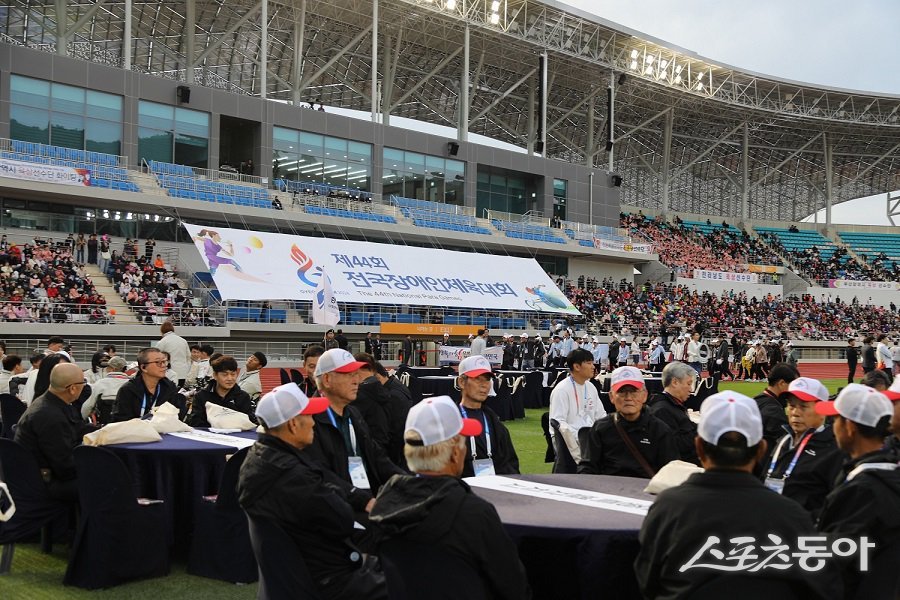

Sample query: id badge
[473,458,496,477]
[764,477,785,495]
[348,456,371,489]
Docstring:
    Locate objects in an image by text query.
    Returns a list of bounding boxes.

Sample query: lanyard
[459,405,491,459]
[141,383,160,416]
[326,408,357,456]
[767,430,814,479]
[570,376,587,411]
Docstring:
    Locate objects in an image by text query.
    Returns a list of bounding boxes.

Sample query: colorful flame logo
[291,244,322,287]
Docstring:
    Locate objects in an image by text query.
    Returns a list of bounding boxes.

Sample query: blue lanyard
[767,430,814,479]
[459,405,491,458]
[141,383,160,416]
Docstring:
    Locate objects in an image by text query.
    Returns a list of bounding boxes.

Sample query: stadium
[0,0,899,598]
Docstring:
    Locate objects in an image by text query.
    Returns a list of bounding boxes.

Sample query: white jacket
[156,331,192,380]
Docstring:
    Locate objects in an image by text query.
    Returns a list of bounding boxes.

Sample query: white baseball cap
[458,355,493,378]
[314,348,366,378]
[520,332,528,338]
[884,378,900,402]
[256,383,328,429]
[610,366,644,392]
[404,395,483,446]
[782,377,829,403]
[815,383,893,427]
[698,391,763,447]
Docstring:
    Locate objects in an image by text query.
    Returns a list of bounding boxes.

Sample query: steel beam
[260,0,267,99]
[185,0,195,83]
[458,23,469,143]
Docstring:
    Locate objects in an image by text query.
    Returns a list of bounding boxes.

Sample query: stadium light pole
[458,23,469,143]
[123,0,132,70]
[186,0,195,84]
[823,132,833,229]
[260,0,267,99]
[607,70,615,172]
[372,0,379,122]
[55,0,67,56]
[292,0,306,105]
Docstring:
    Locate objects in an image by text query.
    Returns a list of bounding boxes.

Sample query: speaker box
[534,141,544,154]
[176,85,191,104]
[447,141,460,156]
[610,174,623,187]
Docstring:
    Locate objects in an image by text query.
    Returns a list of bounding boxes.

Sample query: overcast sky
[561,0,900,225]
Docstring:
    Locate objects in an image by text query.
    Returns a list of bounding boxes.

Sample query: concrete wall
[676,277,783,298]
[806,286,899,308]
[568,257,634,284]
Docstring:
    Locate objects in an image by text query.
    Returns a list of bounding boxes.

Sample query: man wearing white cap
[816,384,900,599]
[549,348,606,465]
[369,396,529,600]
[306,349,406,499]
[517,333,534,370]
[635,391,837,600]
[763,377,842,517]
[885,378,900,450]
[668,334,685,365]
[578,366,677,478]
[455,355,520,477]
[238,383,387,600]
[647,339,665,373]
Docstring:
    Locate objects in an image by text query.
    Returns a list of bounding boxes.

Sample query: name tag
[764,477,785,495]
[473,458,496,477]
[348,456,370,489]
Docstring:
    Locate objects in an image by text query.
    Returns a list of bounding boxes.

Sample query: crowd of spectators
[0,236,108,324]
[565,280,899,341]
[756,232,875,282]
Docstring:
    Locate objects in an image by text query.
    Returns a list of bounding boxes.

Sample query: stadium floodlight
[697,71,704,80]
[446,0,456,8]
[674,75,682,84]
[645,55,654,65]
[491,0,500,11]
[630,49,639,59]
[660,60,668,69]
[490,11,500,24]
[696,82,704,91]
[675,64,683,74]
[630,60,638,70]
[644,66,653,75]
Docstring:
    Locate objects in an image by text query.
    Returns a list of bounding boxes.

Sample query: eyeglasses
[143,360,169,367]
[68,379,87,388]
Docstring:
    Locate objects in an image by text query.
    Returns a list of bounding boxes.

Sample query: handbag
[612,413,656,478]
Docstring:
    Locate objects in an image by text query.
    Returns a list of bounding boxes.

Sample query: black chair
[187,447,257,583]
[540,412,555,463]
[64,446,169,589]
[278,369,291,385]
[246,514,324,600]
[0,394,26,440]
[0,439,67,556]
[379,538,488,600]
[549,419,577,474]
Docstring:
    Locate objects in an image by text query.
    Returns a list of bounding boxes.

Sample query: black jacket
[382,376,414,466]
[237,434,364,586]
[457,406,520,478]
[186,382,254,428]
[111,375,185,422]
[753,389,789,451]
[635,470,840,600]
[647,392,699,464]
[862,344,876,369]
[305,404,406,508]
[15,391,96,482]
[578,409,678,478]
[817,448,900,599]
[765,425,844,518]
[353,376,392,452]
[370,475,530,600]
[846,346,859,366]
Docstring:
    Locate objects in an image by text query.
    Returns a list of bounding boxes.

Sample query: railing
[277,179,375,202]
[0,300,226,327]
[484,209,545,225]
[391,196,475,217]
[1,138,128,169]
[562,220,630,240]
[144,159,267,187]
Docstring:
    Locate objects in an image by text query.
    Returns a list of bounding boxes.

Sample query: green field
[1,378,846,598]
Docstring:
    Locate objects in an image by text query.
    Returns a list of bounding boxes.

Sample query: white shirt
[687,340,702,363]
[549,376,606,463]
[876,342,894,369]
[157,331,192,380]
[20,368,40,405]
[238,369,262,399]
[470,337,487,357]
[81,372,131,420]
[0,369,13,394]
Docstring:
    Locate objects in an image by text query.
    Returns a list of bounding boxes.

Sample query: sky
[562,0,900,225]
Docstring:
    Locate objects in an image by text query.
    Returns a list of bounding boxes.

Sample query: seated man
[238,383,387,600]
[237,351,266,402]
[816,384,900,598]
[634,391,838,599]
[578,366,678,478]
[186,355,254,428]
[370,395,530,600]
[549,348,606,463]
[81,356,131,425]
[648,361,700,464]
[111,348,185,421]
[455,355,520,477]
[15,362,96,501]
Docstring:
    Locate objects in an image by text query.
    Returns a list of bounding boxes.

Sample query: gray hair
[404,432,465,473]
[662,361,697,388]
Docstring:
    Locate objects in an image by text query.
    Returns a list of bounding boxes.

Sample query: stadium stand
[492,219,567,244]
[276,178,373,201]
[2,140,140,192]
[838,231,900,280]
[148,160,271,208]
[391,196,491,235]
[755,227,875,282]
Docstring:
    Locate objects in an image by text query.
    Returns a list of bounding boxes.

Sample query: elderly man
[455,355,520,477]
[578,366,678,478]
[156,321,191,387]
[549,348,606,464]
[369,396,530,600]
[112,348,185,421]
[648,361,700,464]
[634,391,838,599]
[238,383,387,600]
[306,349,405,501]
[237,351,267,402]
[15,362,96,501]
[816,384,900,599]
[81,356,131,424]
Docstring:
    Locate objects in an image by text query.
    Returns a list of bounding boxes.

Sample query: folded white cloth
[643,460,705,495]
[150,401,192,433]
[206,403,256,431]
[83,419,162,446]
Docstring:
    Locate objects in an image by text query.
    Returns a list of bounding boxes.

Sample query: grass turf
[1,378,847,597]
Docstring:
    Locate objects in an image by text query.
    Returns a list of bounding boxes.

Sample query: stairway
[81,264,143,324]
[129,170,169,196]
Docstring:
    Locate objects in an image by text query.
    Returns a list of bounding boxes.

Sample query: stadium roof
[3,0,900,221]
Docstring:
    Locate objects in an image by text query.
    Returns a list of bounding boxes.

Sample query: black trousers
[847,362,857,384]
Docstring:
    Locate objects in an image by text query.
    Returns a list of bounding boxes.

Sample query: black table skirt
[471,473,653,600]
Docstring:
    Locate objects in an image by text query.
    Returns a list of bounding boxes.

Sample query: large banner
[0,158,91,186]
[693,269,759,283]
[828,279,900,291]
[747,264,784,275]
[593,238,653,254]
[438,345,504,365]
[184,223,580,314]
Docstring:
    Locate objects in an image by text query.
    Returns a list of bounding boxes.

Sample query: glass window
[324,136,347,156]
[50,83,85,115]
[50,112,85,149]
[86,90,122,121]
[10,75,50,109]
[86,119,122,155]
[175,107,209,138]
[139,101,174,131]
[384,148,404,165]
[174,133,208,168]
[553,178,567,198]
[299,132,323,153]
[10,105,50,144]
[138,128,173,164]
[404,152,425,174]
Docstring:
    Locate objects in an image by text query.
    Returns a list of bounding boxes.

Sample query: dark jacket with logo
[111,375,185,422]
[648,392,699,464]
[186,382,254,428]
[765,425,843,518]
[457,406,520,478]
[578,409,678,478]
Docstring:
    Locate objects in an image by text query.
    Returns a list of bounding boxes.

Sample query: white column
[540,51,547,157]
[185,0,195,83]
[585,94,594,168]
[458,23,469,142]
[260,0,267,99]
[55,0,67,56]
[607,71,615,171]
[292,1,306,105]
[123,0,132,70]
[661,109,673,214]
[371,0,378,122]
[824,132,833,228]
[741,122,750,221]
